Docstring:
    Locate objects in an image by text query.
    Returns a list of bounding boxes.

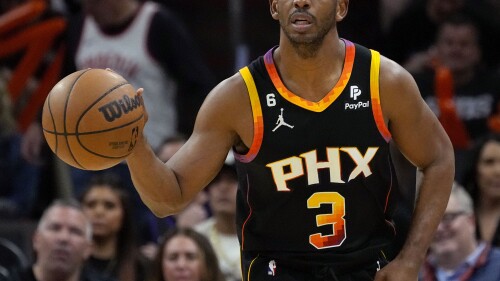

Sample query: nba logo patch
[268,260,276,276]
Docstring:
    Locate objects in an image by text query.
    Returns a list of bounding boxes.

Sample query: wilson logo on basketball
[98,94,144,122]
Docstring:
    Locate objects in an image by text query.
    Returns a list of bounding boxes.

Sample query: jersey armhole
[370,50,392,142]
[235,67,264,163]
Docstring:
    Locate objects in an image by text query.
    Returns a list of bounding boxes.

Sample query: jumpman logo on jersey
[272,108,294,132]
[268,260,276,276]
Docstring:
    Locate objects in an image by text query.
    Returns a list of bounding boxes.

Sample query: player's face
[477,141,500,201]
[430,196,475,258]
[82,186,124,239]
[270,0,347,49]
[33,206,92,275]
[162,235,204,281]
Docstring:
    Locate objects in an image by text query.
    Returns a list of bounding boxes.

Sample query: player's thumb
[136,87,149,124]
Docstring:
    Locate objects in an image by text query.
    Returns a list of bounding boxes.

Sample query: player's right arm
[126,73,251,217]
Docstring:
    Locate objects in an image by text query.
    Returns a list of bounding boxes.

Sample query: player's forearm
[126,139,186,217]
[396,152,454,267]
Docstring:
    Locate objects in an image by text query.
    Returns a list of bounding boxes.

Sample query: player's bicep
[166,76,244,199]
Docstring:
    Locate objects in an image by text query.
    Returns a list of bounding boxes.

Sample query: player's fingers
[136,88,148,124]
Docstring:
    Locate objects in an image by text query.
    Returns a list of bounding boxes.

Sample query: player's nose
[294,0,310,9]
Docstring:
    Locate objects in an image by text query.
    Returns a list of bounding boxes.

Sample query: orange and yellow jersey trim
[370,49,391,142]
[264,40,355,112]
[236,41,391,163]
[236,67,264,163]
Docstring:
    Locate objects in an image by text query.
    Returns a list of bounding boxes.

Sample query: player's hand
[104,68,149,124]
[136,87,148,124]
[374,257,420,281]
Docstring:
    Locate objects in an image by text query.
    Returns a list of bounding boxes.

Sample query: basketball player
[126,0,455,280]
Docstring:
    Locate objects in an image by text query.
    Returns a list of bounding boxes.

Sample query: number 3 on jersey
[307,192,346,249]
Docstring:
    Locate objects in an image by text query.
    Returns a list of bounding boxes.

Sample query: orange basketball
[42,68,145,170]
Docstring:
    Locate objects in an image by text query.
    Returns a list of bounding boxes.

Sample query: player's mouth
[290,13,313,31]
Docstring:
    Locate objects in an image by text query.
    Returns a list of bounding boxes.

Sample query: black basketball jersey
[234,40,399,263]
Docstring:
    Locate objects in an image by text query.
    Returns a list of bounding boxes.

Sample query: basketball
[42,68,145,170]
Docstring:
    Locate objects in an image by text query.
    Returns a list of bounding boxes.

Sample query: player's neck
[273,38,345,102]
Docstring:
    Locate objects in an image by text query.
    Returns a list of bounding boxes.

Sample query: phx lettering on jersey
[98,94,144,122]
[266,147,379,191]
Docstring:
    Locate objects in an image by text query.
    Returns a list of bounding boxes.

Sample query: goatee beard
[284,31,324,59]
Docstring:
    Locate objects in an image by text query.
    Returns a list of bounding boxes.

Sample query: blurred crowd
[1,0,500,280]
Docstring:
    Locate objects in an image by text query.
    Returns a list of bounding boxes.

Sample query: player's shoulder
[378,54,415,86]
[194,72,252,147]
[376,53,421,101]
[196,72,249,126]
[205,72,248,105]
[377,53,425,122]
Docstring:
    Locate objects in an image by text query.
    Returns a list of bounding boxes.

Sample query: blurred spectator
[59,0,216,237]
[384,0,466,66]
[419,182,500,281]
[16,0,216,224]
[0,237,28,280]
[194,160,241,281]
[65,0,215,149]
[159,0,279,81]
[380,0,412,33]
[338,0,384,50]
[1,0,68,219]
[79,173,150,281]
[150,227,225,281]
[50,0,81,16]
[6,199,112,281]
[465,0,500,70]
[157,135,187,163]
[462,133,500,247]
[410,14,500,180]
[0,69,39,219]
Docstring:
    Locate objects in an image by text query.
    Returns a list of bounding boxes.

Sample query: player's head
[269,0,349,55]
[33,199,93,278]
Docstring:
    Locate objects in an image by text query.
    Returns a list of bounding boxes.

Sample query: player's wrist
[393,248,426,271]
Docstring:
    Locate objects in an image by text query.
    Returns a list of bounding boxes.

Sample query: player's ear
[336,0,349,22]
[269,0,279,20]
